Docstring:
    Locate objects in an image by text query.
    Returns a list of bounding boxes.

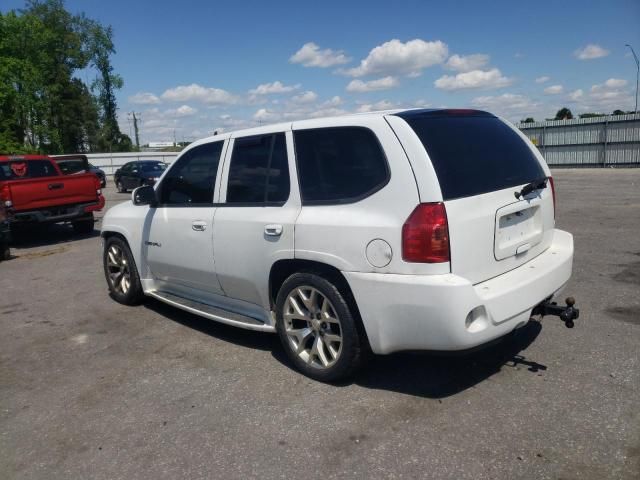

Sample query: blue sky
[3,0,639,143]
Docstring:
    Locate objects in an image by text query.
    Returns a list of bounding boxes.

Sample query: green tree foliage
[0,0,131,154]
[554,108,573,120]
[521,117,535,123]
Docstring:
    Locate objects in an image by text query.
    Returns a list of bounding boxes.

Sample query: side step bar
[147,290,276,332]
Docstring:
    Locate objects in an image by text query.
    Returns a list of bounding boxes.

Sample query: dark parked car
[51,154,106,187]
[114,161,167,193]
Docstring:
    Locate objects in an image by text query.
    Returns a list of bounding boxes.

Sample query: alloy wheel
[283,286,343,369]
[106,244,131,295]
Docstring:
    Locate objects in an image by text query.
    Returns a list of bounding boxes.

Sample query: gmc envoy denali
[101,109,578,381]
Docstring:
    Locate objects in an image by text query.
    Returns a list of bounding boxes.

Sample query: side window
[293,127,389,204]
[159,142,224,205]
[226,133,290,204]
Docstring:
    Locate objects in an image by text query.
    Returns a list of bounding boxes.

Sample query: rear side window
[293,127,389,204]
[159,142,223,205]
[0,160,58,179]
[397,111,545,200]
[226,133,290,204]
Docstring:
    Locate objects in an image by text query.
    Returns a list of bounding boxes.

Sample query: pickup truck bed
[0,155,104,233]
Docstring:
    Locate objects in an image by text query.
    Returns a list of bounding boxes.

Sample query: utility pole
[626,44,639,113]
[127,112,142,149]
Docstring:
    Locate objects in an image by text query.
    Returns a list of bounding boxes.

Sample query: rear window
[141,163,166,173]
[0,160,59,180]
[397,111,545,200]
[293,127,389,204]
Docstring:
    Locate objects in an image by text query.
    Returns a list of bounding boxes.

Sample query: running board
[147,290,275,332]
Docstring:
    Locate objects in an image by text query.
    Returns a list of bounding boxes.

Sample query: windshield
[396,110,545,200]
[141,163,166,173]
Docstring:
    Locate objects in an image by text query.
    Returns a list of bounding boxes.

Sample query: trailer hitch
[532,297,579,328]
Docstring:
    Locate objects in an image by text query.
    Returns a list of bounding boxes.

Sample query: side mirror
[132,185,157,207]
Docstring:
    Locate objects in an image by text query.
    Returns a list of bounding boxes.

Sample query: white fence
[84,152,179,175]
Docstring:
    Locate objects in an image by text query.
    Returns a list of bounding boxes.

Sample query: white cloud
[161,84,236,105]
[166,105,197,117]
[445,54,489,72]
[128,92,160,105]
[535,76,550,84]
[355,100,398,113]
[346,76,399,93]
[434,68,513,91]
[249,81,300,95]
[472,93,536,111]
[574,44,610,60]
[253,108,280,122]
[569,89,584,101]
[344,38,448,77]
[291,90,318,104]
[289,42,351,68]
[544,85,564,95]
[324,96,343,107]
[604,78,627,88]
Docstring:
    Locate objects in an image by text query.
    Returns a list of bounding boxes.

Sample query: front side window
[159,142,223,205]
[293,127,389,204]
[226,133,290,204]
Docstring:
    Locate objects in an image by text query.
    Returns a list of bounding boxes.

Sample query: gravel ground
[1,169,639,480]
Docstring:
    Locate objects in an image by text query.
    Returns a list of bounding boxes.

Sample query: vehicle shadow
[143,298,280,353]
[9,223,100,248]
[143,297,546,399]
[353,321,546,398]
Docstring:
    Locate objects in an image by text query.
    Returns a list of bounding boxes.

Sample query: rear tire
[0,242,10,261]
[103,236,144,305]
[72,215,94,234]
[275,272,367,382]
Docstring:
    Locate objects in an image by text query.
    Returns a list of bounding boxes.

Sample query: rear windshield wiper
[515,178,547,199]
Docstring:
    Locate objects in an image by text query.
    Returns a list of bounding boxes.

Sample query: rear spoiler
[50,155,89,175]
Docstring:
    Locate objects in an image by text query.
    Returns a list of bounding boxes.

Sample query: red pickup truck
[0,155,105,234]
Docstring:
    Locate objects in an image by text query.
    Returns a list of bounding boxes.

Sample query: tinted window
[0,160,58,179]
[141,163,166,173]
[226,133,290,204]
[397,111,545,200]
[293,127,389,204]
[159,142,223,205]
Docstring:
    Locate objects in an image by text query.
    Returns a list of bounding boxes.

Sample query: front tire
[116,180,126,193]
[275,272,367,382]
[103,236,144,305]
[0,242,10,261]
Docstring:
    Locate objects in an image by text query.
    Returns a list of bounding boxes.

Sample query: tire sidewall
[103,236,143,305]
[275,272,362,382]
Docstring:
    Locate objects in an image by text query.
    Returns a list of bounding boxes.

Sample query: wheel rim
[283,286,343,369]
[106,244,131,295]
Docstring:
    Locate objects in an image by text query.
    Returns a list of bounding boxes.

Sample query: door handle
[192,221,207,232]
[264,224,283,236]
[48,183,64,190]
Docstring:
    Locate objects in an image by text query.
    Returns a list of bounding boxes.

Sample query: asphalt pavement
[1,169,639,479]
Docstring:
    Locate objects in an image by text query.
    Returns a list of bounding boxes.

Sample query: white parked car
[101,109,577,381]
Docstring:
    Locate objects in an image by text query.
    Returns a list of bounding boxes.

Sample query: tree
[554,108,573,120]
[0,0,130,153]
[521,117,535,123]
[612,109,626,116]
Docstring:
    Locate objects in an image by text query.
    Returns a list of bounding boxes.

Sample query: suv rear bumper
[344,229,574,354]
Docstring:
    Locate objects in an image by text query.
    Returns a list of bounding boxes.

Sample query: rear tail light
[0,184,12,208]
[402,203,450,263]
[548,176,556,219]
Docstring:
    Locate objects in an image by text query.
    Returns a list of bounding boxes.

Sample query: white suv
[101,109,575,381]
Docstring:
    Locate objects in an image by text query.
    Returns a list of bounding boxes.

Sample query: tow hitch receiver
[532,297,580,328]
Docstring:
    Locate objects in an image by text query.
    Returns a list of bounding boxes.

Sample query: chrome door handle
[264,224,283,236]
[192,221,207,232]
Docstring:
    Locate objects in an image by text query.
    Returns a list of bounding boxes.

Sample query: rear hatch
[1,159,98,211]
[397,110,555,284]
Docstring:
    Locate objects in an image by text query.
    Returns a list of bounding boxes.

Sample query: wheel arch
[269,259,371,347]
